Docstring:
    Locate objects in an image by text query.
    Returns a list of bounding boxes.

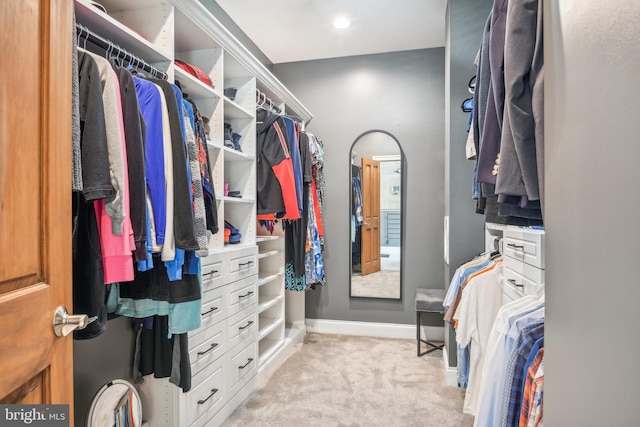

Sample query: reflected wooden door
[0,0,74,419]
[360,158,380,276]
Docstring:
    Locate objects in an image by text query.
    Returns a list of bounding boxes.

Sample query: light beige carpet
[221,333,473,427]
[351,271,401,299]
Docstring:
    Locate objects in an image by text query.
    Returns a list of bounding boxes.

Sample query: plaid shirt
[528,361,544,427]
[519,347,544,427]
[500,322,545,427]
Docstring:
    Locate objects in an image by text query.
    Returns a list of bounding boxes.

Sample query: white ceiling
[216,0,448,64]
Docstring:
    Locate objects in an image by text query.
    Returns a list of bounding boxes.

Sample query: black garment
[115,67,148,261]
[285,130,312,276]
[77,51,114,201]
[118,256,201,303]
[139,316,192,392]
[148,78,198,251]
[256,109,289,216]
[72,193,106,340]
[139,315,173,378]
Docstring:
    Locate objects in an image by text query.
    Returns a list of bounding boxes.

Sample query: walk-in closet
[0,1,638,426]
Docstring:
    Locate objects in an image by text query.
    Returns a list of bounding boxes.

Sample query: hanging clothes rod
[255,88,282,114]
[75,23,167,80]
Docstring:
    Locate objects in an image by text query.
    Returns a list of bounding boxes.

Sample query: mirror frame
[349,129,406,301]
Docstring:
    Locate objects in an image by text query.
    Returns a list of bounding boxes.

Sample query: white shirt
[455,262,504,416]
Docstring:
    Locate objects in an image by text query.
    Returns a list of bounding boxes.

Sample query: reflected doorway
[350,130,404,300]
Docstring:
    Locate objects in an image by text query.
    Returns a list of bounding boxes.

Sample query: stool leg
[416,311,421,357]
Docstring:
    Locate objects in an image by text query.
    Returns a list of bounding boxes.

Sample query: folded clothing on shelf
[223,122,242,152]
[224,87,237,101]
[224,220,241,244]
[174,60,214,88]
[227,191,241,198]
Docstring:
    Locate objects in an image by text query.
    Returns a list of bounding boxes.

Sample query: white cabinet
[501,227,545,303]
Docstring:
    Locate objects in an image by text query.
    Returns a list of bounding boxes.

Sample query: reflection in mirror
[350,131,403,300]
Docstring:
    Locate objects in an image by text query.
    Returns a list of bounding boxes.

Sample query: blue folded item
[225,220,240,235]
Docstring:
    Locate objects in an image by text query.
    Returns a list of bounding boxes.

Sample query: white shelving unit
[75,0,312,424]
[255,234,285,370]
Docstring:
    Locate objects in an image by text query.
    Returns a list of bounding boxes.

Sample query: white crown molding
[171,0,313,123]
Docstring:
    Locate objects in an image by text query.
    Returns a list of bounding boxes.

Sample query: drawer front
[225,246,258,283]
[503,264,542,297]
[190,287,226,337]
[202,261,223,293]
[189,320,226,375]
[185,356,226,426]
[503,256,544,288]
[228,340,258,398]
[503,276,526,301]
[503,228,545,269]
[200,250,223,268]
[227,306,258,350]
[227,275,258,317]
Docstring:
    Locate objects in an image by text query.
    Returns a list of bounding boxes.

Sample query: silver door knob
[53,306,98,337]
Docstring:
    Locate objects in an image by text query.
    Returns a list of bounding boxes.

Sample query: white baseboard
[442,346,459,387]
[305,319,444,341]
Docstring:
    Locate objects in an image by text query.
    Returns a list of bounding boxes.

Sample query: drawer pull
[239,358,254,369]
[202,307,218,316]
[239,320,254,330]
[197,342,219,356]
[507,243,525,250]
[197,388,219,405]
[238,291,254,299]
[238,261,254,268]
[507,279,524,288]
[203,270,219,277]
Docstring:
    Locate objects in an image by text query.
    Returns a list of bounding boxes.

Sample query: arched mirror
[350,130,404,300]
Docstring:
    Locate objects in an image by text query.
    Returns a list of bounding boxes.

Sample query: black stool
[415,288,446,356]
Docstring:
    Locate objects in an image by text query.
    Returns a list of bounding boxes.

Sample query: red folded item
[174,60,214,89]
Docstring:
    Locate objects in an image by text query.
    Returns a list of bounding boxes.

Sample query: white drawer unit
[228,340,258,398]
[189,319,226,375]
[503,256,545,295]
[502,227,545,269]
[501,226,545,303]
[187,356,226,427]
[140,246,259,427]
[227,305,259,351]
[190,285,226,337]
[227,274,258,317]
[225,246,258,283]
[202,260,224,293]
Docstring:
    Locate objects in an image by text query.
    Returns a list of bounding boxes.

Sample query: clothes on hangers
[255,108,300,220]
[473,296,545,427]
[72,45,218,345]
[470,0,544,224]
[256,106,326,291]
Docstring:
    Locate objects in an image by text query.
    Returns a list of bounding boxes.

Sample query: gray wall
[544,0,640,424]
[73,316,135,423]
[274,48,445,324]
[444,0,493,367]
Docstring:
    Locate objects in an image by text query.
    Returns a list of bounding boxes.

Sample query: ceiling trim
[171,0,313,123]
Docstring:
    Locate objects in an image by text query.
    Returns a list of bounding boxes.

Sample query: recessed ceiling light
[333,16,352,29]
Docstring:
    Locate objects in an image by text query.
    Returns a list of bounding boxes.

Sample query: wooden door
[0,0,74,420]
[360,158,381,276]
